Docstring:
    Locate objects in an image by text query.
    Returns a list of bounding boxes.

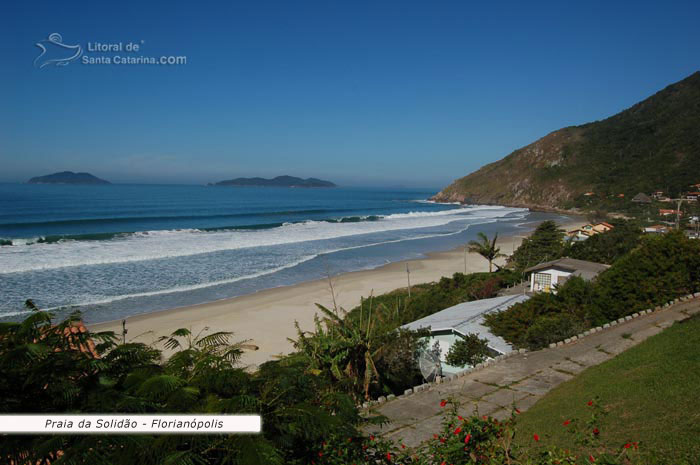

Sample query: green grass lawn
[514,314,700,465]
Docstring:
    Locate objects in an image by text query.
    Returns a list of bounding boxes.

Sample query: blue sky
[1,0,698,187]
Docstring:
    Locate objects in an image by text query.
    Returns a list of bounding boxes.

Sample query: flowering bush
[314,398,639,465]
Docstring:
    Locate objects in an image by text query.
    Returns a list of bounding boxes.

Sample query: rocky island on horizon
[211,175,336,188]
[27,171,111,185]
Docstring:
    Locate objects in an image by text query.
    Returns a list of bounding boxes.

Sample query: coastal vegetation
[0,303,373,464]
[485,231,700,349]
[344,269,521,332]
[0,302,646,464]
[564,219,643,264]
[508,221,566,271]
[468,232,506,272]
[444,333,490,368]
[289,301,430,401]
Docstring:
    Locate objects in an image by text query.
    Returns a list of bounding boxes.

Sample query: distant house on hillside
[632,193,652,204]
[525,258,609,294]
[566,229,592,242]
[583,192,595,197]
[685,192,700,201]
[566,222,613,242]
[403,294,529,374]
[659,209,681,216]
[651,191,666,200]
[644,224,669,234]
[591,222,614,233]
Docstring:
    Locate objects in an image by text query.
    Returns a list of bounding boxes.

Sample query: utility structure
[666,198,685,230]
[406,263,411,298]
[463,244,468,275]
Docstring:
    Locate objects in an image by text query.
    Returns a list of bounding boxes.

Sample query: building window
[533,272,552,291]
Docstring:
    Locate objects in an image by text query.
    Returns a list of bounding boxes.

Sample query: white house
[525,258,609,294]
[644,224,669,234]
[402,294,530,374]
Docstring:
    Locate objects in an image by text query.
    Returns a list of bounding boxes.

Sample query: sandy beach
[91,218,586,366]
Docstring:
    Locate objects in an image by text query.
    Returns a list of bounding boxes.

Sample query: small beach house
[525,257,609,294]
[644,224,669,234]
[403,294,529,374]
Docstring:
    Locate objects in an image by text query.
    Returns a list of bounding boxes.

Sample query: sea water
[0,183,569,322]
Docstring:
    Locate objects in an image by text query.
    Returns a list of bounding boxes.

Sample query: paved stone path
[365,297,700,447]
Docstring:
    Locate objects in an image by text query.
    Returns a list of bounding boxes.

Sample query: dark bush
[444,333,490,367]
[524,313,584,349]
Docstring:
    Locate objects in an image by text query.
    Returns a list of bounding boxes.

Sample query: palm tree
[468,232,505,272]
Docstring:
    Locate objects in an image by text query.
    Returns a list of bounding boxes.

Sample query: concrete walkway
[365,297,700,447]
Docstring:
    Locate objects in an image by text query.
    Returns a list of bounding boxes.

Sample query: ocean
[0,183,570,323]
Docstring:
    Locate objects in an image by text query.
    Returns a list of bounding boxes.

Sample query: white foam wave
[42,221,482,311]
[41,254,319,310]
[1,206,527,274]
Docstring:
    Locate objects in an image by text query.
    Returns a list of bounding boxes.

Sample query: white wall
[530,268,572,294]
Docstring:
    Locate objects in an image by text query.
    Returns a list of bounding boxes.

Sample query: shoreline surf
[89,216,586,367]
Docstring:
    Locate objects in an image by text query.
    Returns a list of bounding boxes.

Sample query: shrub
[445,333,490,368]
[315,398,639,465]
[587,231,700,324]
[524,313,584,350]
[509,221,566,271]
[565,219,642,264]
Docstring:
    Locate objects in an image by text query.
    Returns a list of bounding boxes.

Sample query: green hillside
[432,71,700,209]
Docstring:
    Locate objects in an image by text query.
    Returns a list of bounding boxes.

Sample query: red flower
[370,435,375,441]
[401,444,406,449]
[318,451,323,457]
[592,428,600,435]
[587,400,593,406]
[563,419,571,426]
[440,437,446,443]
[433,434,439,440]
[454,427,462,434]
[589,455,596,463]
[515,408,521,414]
[533,434,540,442]
[464,433,471,444]
[458,415,463,420]
[440,400,447,407]
[386,452,392,461]
[624,443,632,449]
[633,442,639,449]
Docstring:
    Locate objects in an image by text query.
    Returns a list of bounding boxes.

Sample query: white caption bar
[0,415,261,434]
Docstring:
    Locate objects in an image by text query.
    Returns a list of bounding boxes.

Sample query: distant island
[211,175,336,188]
[28,171,111,185]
